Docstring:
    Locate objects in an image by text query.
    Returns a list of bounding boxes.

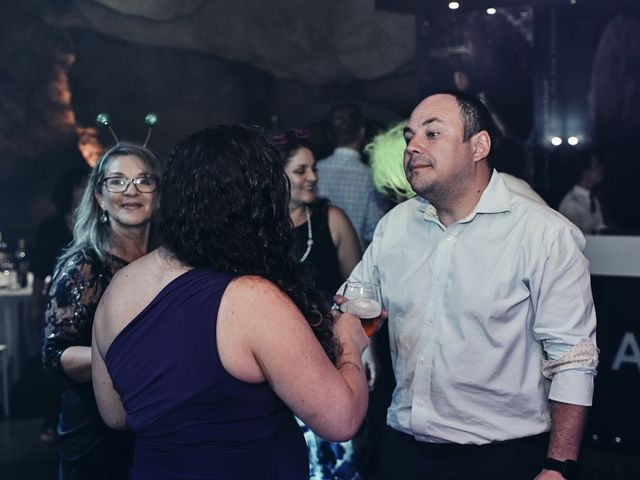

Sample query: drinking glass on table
[340,281,382,337]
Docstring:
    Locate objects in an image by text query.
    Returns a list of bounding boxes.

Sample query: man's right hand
[361,340,380,390]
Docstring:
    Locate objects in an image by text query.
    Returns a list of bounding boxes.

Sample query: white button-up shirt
[558,184,606,234]
[348,171,597,445]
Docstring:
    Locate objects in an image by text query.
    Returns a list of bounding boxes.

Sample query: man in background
[317,102,387,249]
[558,153,607,234]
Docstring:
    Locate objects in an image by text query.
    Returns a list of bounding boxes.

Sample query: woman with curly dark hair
[91,124,370,479]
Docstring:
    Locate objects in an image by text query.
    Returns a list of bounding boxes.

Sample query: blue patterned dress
[294,201,361,480]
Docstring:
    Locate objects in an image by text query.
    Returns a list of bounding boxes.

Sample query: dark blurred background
[3,0,640,247]
[2,0,640,475]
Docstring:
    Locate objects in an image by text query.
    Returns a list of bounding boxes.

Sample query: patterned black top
[43,248,133,469]
[43,249,127,374]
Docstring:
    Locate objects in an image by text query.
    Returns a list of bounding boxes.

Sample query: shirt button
[446,235,454,241]
[417,399,424,407]
[427,317,433,324]
[419,357,426,366]
[436,275,442,282]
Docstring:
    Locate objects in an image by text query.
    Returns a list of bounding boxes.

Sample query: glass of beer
[340,281,382,336]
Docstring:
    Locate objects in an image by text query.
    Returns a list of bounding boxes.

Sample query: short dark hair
[327,102,364,147]
[566,151,599,185]
[576,152,599,174]
[432,90,496,142]
[160,124,338,362]
[272,128,313,166]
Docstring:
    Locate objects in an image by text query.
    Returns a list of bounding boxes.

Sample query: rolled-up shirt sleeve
[532,225,598,406]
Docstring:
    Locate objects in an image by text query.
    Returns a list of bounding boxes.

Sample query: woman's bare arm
[217,276,369,441]
[328,206,361,280]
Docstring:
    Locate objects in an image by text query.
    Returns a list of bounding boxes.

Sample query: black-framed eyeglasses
[102,176,158,193]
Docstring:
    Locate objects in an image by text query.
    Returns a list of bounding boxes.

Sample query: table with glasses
[0,273,37,416]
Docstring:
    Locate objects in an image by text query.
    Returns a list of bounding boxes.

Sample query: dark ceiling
[376,0,640,15]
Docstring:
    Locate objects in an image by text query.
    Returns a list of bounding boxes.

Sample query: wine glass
[340,281,382,337]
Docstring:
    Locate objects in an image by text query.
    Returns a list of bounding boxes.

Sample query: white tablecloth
[0,273,38,387]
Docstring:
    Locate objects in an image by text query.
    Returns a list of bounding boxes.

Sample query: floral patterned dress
[296,417,361,480]
[293,202,362,480]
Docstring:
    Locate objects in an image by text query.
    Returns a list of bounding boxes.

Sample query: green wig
[364,121,416,202]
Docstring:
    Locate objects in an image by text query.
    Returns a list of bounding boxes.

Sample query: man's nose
[406,136,423,154]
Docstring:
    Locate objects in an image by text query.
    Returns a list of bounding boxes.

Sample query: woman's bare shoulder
[223,275,297,316]
[108,250,182,293]
[216,275,310,383]
[327,205,355,229]
[96,250,189,340]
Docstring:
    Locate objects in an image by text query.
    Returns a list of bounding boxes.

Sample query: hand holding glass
[340,282,382,336]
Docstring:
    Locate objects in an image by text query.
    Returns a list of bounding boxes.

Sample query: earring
[100,209,108,223]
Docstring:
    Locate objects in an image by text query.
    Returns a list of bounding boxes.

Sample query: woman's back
[104,267,308,479]
[93,126,370,480]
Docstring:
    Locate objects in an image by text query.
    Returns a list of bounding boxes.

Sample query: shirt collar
[474,170,512,214]
[571,185,591,198]
[415,169,511,222]
[333,147,361,159]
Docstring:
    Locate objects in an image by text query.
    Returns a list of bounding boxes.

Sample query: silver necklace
[299,206,313,262]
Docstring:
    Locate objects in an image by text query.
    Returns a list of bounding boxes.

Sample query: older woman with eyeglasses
[43,142,162,480]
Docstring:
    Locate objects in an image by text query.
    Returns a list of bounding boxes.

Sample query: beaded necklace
[299,206,314,262]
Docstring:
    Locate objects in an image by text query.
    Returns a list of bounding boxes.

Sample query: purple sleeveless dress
[105,268,308,479]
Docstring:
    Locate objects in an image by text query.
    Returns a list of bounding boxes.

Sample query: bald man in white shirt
[343,91,598,480]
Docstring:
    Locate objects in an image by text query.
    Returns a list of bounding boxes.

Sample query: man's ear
[471,131,491,162]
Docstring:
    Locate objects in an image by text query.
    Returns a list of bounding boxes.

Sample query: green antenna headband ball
[95,112,159,147]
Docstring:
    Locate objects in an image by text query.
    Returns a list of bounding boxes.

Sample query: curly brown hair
[159,124,338,363]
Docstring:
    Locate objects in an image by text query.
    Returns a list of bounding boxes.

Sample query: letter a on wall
[611,332,640,372]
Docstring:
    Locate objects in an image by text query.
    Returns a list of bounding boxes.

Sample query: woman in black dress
[275,129,363,479]
[274,129,361,302]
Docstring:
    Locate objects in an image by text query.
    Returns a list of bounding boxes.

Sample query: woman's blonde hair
[55,143,162,270]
